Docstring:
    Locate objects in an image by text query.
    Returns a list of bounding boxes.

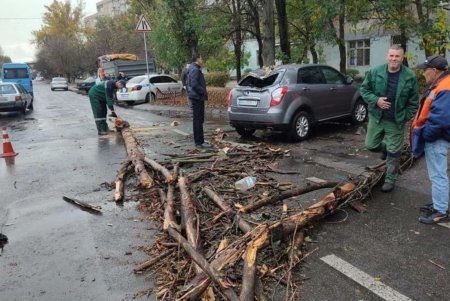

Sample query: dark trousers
[89,95,108,133]
[191,98,205,145]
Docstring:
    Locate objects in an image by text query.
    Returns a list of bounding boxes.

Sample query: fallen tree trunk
[115,159,131,202]
[239,181,339,214]
[120,127,153,188]
[179,176,202,274]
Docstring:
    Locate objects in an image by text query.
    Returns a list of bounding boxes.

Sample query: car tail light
[15,95,22,101]
[270,86,288,107]
[227,90,233,106]
[132,85,142,91]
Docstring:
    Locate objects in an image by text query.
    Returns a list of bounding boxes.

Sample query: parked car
[0,82,33,114]
[227,64,367,141]
[116,74,182,105]
[51,77,68,91]
[76,76,96,92]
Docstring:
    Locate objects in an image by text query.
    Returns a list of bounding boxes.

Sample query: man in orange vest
[412,55,450,224]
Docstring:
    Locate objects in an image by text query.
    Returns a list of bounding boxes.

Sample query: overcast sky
[0,0,98,63]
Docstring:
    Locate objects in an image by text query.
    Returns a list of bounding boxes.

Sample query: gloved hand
[109,111,117,118]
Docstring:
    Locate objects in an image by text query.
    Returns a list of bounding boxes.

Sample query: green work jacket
[360,64,419,124]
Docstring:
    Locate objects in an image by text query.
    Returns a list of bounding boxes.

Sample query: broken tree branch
[62,195,102,214]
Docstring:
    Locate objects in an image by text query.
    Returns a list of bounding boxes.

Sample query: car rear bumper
[0,101,24,112]
[227,107,290,130]
[117,92,146,102]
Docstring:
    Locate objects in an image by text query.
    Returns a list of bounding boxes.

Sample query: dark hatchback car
[77,77,96,92]
[227,64,367,141]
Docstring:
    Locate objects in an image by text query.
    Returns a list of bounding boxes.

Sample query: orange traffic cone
[1,127,18,158]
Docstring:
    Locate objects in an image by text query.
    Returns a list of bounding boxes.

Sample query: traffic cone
[1,127,18,158]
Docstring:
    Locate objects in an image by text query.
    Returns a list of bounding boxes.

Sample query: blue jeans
[425,139,450,214]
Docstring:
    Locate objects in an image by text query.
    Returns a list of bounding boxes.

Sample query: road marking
[172,129,190,136]
[320,254,413,301]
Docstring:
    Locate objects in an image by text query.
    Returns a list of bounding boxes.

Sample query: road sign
[135,15,152,32]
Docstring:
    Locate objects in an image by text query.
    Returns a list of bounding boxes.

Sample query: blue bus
[1,63,33,99]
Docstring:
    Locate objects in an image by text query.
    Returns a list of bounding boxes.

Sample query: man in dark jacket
[88,79,125,135]
[412,55,450,224]
[360,44,419,192]
[188,54,211,148]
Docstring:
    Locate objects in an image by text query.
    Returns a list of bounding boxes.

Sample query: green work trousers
[88,87,109,133]
[365,118,405,154]
[365,118,404,183]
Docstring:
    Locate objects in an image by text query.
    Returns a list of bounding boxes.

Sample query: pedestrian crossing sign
[135,15,152,32]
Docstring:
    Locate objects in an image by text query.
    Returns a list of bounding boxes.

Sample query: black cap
[416,55,448,70]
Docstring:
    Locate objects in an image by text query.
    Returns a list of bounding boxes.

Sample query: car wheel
[350,99,367,124]
[289,111,312,141]
[235,127,256,138]
[150,93,156,103]
[29,100,34,110]
[144,93,150,103]
[51,88,54,91]
[21,103,27,115]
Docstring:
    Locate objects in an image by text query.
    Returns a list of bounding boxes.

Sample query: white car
[51,77,68,91]
[116,74,182,104]
[0,82,33,114]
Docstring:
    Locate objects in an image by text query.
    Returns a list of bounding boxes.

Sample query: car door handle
[329,87,336,91]
[302,87,310,91]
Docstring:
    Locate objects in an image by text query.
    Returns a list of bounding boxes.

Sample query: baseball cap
[416,55,448,70]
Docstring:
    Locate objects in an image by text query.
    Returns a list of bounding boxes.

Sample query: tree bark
[120,127,153,188]
[114,159,131,202]
[239,181,338,213]
[275,0,290,63]
[260,0,275,66]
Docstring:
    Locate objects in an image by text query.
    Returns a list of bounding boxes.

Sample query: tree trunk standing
[399,30,409,67]
[275,0,290,63]
[247,0,264,68]
[230,0,243,80]
[337,0,346,73]
[310,45,318,63]
[260,0,275,67]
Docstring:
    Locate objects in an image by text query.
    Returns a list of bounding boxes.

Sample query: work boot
[381,151,400,193]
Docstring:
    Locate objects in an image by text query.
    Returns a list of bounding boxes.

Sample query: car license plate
[119,93,129,99]
[239,99,258,106]
[0,97,7,102]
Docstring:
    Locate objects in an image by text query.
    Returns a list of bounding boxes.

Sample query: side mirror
[345,76,354,84]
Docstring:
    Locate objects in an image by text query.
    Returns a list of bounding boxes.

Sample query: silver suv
[227,64,367,141]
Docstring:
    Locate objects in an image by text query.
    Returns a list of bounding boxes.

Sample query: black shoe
[419,209,449,224]
[98,131,109,136]
[381,182,394,192]
[419,203,433,213]
[196,143,212,149]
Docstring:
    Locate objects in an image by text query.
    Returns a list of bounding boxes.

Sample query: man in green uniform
[360,44,419,192]
[88,79,125,135]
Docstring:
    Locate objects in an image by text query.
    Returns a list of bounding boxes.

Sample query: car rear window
[238,73,280,88]
[53,78,66,82]
[128,76,145,84]
[0,84,16,94]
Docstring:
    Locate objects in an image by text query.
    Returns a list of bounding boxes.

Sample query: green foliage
[204,71,229,87]
[413,68,428,94]
[346,68,359,78]
[419,8,450,56]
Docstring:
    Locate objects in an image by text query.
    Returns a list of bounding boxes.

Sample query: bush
[155,87,231,108]
[346,68,359,78]
[204,71,229,87]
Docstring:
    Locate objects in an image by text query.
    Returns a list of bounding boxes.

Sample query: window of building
[348,40,370,66]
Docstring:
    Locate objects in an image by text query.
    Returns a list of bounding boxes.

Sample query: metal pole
[143,32,150,82]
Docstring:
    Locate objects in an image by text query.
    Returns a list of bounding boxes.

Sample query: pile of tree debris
[113,118,414,300]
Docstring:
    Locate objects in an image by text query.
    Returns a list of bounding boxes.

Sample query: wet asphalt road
[0,81,158,301]
[1,80,449,300]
